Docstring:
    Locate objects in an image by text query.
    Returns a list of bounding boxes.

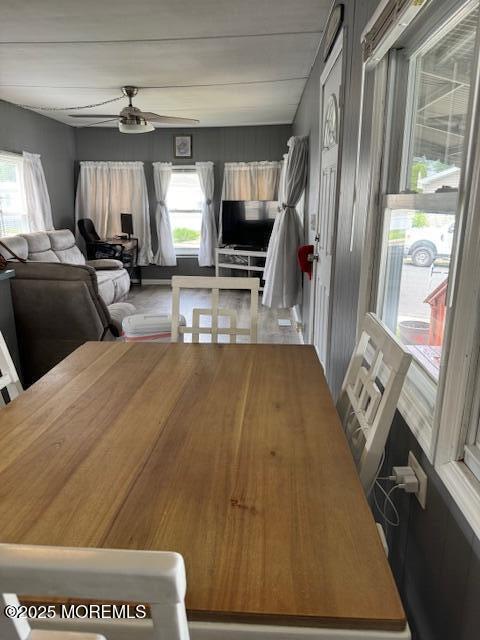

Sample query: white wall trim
[291,304,305,344]
[0,149,23,160]
[309,30,345,354]
[436,461,480,541]
[320,29,344,85]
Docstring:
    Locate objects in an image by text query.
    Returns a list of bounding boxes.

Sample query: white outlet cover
[408,451,428,509]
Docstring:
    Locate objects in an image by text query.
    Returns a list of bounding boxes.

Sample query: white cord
[366,448,386,496]
[374,481,402,528]
[346,409,368,437]
[344,408,401,528]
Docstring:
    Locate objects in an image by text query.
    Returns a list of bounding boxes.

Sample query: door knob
[307,253,319,263]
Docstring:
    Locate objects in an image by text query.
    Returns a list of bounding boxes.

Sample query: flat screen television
[221,200,278,251]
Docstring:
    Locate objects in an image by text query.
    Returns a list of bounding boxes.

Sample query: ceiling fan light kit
[119,119,155,134]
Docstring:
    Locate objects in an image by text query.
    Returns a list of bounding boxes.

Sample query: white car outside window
[404,221,454,267]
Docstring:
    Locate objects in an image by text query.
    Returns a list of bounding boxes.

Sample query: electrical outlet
[408,451,428,509]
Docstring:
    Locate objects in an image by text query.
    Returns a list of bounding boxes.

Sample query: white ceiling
[0,0,330,128]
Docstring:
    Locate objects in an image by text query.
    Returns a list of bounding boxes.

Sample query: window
[359,0,480,537]
[377,3,478,383]
[0,153,28,236]
[167,169,203,253]
[356,0,480,458]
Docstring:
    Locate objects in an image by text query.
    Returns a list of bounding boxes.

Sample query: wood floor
[127,285,302,344]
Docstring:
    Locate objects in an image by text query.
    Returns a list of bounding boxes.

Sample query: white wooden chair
[171,276,259,344]
[0,331,23,406]
[0,543,411,640]
[0,543,189,640]
[337,313,412,495]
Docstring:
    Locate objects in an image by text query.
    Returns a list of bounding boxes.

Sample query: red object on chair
[297,245,314,280]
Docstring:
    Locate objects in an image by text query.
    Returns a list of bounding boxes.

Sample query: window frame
[167,166,203,257]
[0,150,28,236]
[357,0,480,538]
[362,56,457,460]
[434,36,480,535]
[354,0,480,470]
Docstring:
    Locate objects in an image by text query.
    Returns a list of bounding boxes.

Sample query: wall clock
[323,4,344,61]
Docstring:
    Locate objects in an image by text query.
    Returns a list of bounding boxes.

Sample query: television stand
[215,246,267,291]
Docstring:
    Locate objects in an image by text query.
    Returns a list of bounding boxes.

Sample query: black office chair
[77,218,123,261]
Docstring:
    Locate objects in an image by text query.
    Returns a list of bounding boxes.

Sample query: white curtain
[22,152,54,231]
[153,162,176,266]
[262,137,309,309]
[278,154,288,204]
[75,161,153,266]
[221,161,281,201]
[196,162,216,267]
[219,160,282,244]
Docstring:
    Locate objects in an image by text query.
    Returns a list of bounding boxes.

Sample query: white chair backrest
[171,276,259,343]
[0,331,22,406]
[0,544,189,640]
[337,313,411,494]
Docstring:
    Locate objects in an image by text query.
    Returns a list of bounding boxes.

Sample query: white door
[313,35,343,371]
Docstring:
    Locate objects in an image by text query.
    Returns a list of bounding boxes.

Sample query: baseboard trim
[141,279,172,286]
[291,305,305,344]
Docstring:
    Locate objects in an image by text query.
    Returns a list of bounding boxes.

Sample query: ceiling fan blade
[69,114,120,119]
[81,119,119,127]
[139,112,200,125]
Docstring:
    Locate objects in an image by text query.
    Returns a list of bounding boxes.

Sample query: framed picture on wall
[174,135,193,159]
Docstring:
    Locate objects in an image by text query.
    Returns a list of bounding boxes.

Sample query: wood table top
[0,342,405,631]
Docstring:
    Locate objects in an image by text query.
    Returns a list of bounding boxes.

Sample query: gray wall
[293,0,379,396]
[377,413,480,640]
[294,2,480,639]
[75,125,291,278]
[0,100,76,231]
[292,37,323,338]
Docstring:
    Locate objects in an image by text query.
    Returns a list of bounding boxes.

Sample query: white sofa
[0,229,130,305]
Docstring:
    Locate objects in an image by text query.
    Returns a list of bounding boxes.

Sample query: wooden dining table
[0,342,406,633]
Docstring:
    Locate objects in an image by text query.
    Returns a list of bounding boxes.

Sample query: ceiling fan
[69,86,199,133]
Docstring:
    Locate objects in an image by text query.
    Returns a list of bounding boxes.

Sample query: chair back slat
[0,332,22,405]
[171,276,259,344]
[337,313,411,494]
[0,544,190,640]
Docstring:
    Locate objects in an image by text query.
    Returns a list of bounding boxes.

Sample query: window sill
[397,360,437,462]
[436,460,480,542]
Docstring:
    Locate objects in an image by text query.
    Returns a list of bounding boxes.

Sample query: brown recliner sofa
[0,233,136,386]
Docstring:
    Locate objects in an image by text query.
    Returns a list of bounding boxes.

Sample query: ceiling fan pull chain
[13,94,125,112]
